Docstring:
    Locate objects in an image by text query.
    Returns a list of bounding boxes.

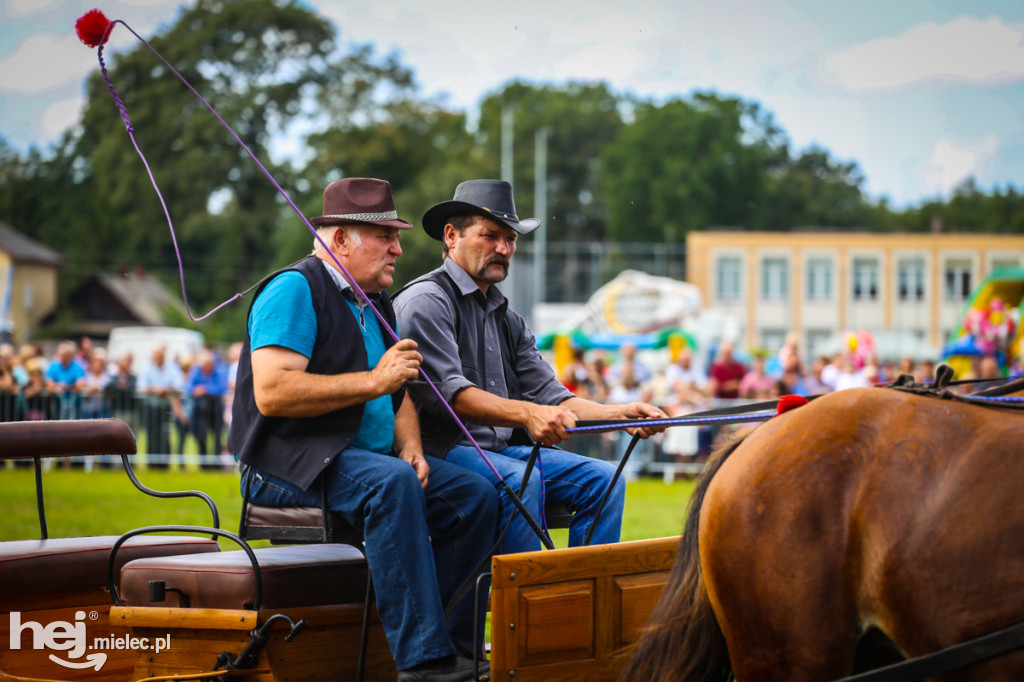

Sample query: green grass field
[0,465,696,545]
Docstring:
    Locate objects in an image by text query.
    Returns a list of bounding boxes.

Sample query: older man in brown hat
[229,177,497,681]
[395,179,665,557]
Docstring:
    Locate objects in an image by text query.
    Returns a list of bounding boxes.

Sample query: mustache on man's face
[476,256,509,279]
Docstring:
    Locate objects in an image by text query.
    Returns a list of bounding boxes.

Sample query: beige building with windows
[686,231,1024,359]
[0,221,63,344]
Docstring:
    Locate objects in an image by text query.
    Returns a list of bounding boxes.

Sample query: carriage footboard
[489,536,679,682]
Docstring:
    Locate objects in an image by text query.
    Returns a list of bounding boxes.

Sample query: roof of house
[92,269,188,326]
[0,221,64,266]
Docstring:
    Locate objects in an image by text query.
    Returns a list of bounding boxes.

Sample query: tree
[754,145,878,229]
[70,0,336,318]
[602,93,786,242]
[288,95,490,287]
[477,81,625,240]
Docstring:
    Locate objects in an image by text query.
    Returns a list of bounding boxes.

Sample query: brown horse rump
[625,386,1024,682]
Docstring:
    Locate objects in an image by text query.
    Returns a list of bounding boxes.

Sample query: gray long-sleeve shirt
[394,258,573,452]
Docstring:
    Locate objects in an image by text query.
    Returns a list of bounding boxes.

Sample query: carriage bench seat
[119,544,369,610]
[0,535,219,603]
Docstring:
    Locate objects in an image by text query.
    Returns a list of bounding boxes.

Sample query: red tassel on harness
[75,9,112,48]
[776,394,809,415]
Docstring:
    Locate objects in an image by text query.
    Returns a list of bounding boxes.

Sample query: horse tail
[620,433,747,682]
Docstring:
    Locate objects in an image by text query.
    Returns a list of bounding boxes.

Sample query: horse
[622,383,1024,681]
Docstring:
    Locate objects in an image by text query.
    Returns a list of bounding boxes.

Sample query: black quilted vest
[229,256,403,490]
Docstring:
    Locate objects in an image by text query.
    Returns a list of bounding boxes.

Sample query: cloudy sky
[2,0,1023,208]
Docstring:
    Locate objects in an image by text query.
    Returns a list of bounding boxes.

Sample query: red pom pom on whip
[76,9,112,48]
[775,394,809,415]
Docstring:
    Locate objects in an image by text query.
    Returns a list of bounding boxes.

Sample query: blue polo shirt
[248,270,394,455]
[45,361,85,392]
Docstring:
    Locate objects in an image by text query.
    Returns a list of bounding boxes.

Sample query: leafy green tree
[477,81,625,240]
[754,145,878,229]
[72,0,337,311]
[602,93,786,243]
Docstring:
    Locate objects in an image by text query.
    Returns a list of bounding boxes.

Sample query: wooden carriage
[0,419,677,681]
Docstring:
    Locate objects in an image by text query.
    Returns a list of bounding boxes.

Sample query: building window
[992,257,1020,273]
[944,259,972,301]
[761,257,788,301]
[897,258,925,302]
[760,329,786,352]
[716,256,741,302]
[806,329,831,360]
[807,258,832,301]
[852,258,879,301]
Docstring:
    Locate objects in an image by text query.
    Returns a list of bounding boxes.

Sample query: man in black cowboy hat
[229,177,496,681]
[394,179,665,555]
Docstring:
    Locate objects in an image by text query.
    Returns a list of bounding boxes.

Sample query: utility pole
[533,127,549,315]
[501,105,514,185]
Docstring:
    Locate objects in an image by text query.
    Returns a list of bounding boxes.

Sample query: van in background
[107,326,205,369]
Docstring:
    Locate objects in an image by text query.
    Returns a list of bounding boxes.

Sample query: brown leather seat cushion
[0,535,219,599]
[120,544,368,610]
[246,504,335,527]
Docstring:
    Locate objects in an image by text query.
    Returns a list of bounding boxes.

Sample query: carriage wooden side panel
[490,536,678,681]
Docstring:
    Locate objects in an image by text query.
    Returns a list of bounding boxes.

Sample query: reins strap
[836,619,1024,682]
[888,365,1024,410]
[443,442,547,630]
[573,395,819,430]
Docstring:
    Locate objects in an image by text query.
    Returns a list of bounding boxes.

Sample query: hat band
[483,207,516,221]
[320,210,399,222]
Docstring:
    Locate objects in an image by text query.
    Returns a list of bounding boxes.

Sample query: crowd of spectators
[1,331,1009,475]
[0,337,243,469]
[555,333,1007,476]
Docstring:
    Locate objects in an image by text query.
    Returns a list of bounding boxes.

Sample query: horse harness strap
[886,365,1024,411]
[836,619,1024,682]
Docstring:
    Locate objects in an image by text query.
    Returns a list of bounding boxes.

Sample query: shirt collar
[321,259,380,304]
[443,257,506,308]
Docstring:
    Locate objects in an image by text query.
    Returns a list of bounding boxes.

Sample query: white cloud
[559,14,657,46]
[921,135,999,197]
[0,33,92,93]
[821,17,1024,92]
[7,0,62,16]
[41,95,84,139]
[553,44,643,82]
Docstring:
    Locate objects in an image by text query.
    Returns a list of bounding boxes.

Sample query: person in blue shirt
[185,349,228,466]
[45,341,86,420]
[229,177,496,682]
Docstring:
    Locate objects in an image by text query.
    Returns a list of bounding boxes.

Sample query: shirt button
[489,381,496,386]
[488,346,493,351]
[324,458,330,464]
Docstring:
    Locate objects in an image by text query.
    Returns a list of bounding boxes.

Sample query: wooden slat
[492,537,679,586]
[110,607,257,631]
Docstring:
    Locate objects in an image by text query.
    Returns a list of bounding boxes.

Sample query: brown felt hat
[310,177,412,229]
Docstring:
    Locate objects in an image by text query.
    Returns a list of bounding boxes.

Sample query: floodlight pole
[533,127,549,316]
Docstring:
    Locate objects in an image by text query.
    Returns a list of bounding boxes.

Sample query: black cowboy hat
[310,177,412,230]
[422,179,540,240]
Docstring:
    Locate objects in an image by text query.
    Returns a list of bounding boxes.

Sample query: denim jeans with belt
[241,447,498,670]
[444,444,625,554]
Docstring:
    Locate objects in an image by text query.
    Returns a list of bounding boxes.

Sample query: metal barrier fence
[0,390,756,479]
[0,390,233,470]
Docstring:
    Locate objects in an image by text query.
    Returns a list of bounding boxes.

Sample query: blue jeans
[241,447,498,670]
[445,444,625,554]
